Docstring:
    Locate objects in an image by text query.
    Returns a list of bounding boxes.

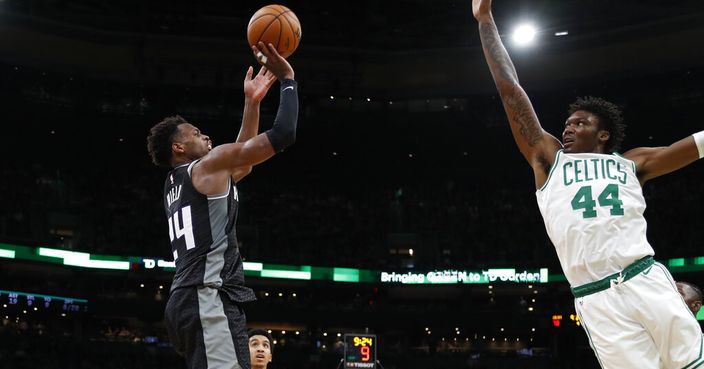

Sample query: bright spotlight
[512,24,537,46]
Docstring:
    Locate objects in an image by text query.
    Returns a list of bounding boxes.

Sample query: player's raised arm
[195,42,297,181]
[472,0,561,188]
[231,65,277,182]
[624,131,704,185]
[188,42,297,195]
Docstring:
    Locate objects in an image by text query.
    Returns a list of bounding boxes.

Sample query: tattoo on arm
[479,19,543,148]
[479,20,518,84]
[505,85,543,146]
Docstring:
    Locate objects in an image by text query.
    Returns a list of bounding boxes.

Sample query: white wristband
[694,130,704,159]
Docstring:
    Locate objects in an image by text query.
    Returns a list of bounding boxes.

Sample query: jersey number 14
[168,206,196,252]
[571,184,624,219]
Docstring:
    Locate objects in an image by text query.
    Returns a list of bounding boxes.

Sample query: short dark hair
[147,115,188,167]
[680,281,703,302]
[248,328,274,354]
[568,96,626,153]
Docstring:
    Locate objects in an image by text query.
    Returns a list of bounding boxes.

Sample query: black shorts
[164,286,250,369]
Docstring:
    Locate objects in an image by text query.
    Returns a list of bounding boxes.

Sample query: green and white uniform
[537,150,702,369]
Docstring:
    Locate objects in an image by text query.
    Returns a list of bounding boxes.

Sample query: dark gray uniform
[163,160,256,369]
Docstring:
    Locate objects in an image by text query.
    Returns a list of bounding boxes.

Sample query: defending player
[146,42,297,369]
[677,281,703,316]
[471,0,704,367]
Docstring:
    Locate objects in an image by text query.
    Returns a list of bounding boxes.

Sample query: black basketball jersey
[162,160,255,303]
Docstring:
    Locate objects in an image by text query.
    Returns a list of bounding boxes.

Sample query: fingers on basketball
[247,5,301,59]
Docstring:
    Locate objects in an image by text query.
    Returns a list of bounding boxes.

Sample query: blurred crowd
[1,156,701,270]
[1,62,703,271]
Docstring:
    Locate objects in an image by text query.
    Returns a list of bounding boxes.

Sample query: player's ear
[172,142,185,153]
[598,130,610,144]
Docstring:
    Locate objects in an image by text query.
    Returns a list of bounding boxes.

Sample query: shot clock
[343,334,377,368]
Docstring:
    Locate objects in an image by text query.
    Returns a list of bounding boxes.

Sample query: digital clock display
[344,334,377,368]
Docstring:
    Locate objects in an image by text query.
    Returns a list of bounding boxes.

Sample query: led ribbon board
[379,268,549,284]
[3,242,704,286]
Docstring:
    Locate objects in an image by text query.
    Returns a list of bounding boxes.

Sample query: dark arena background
[1,0,704,368]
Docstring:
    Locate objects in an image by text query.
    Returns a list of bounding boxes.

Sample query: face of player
[562,110,609,154]
[677,282,702,315]
[249,335,272,369]
[173,123,212,160]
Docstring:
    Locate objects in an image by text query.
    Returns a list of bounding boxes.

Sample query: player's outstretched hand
[252,42,295,81]
[472,0,492,21]
[244,66,276,103]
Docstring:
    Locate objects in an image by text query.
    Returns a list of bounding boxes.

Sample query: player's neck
[171,156,194,168]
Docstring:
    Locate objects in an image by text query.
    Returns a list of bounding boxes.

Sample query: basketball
[247,4,302,58]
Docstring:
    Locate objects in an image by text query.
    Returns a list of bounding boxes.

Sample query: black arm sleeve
[265,79,299,153]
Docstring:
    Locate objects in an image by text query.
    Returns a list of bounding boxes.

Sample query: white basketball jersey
[536,150,654,287]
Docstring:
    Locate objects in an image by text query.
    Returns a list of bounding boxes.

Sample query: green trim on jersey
[571,256,654,298]
[538,149,563,192]
[682,335,704,369]
[613,152,637,175]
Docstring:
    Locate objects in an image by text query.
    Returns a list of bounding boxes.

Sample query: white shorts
[575,262,703,369]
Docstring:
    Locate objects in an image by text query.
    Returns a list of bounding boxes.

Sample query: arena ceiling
[0,0,702,94]
[3,0,703,51]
